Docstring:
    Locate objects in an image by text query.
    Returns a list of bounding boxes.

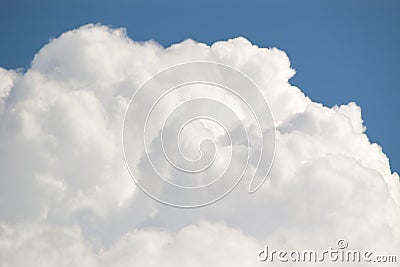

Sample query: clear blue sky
[1,0,398,172]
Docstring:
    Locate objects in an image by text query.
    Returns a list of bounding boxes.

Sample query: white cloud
[0,24,399,266]
[0,222,96,267]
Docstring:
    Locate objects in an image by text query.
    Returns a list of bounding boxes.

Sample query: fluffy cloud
[0,24,399,266]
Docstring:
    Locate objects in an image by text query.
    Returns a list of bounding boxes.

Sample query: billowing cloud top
[0,24,399,266]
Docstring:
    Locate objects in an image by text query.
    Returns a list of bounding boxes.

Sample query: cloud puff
[0,24,399,266]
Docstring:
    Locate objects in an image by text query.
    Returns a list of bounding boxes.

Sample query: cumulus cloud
[0,24,399,266]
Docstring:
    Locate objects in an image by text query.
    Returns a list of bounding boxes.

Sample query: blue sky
[1,0,398,172]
